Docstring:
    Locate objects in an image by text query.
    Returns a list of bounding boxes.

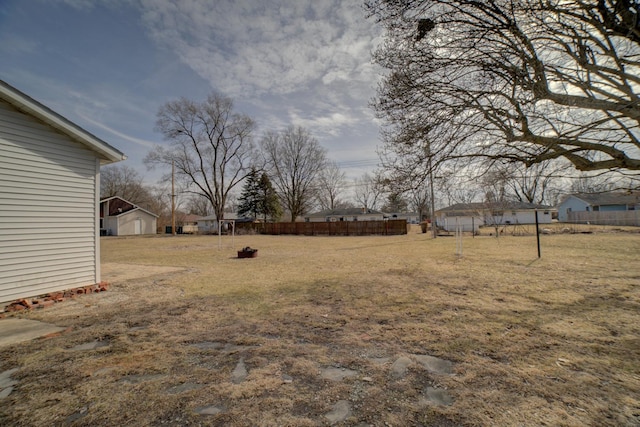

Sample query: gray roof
[567,191,640,206]
[198,213,238,221]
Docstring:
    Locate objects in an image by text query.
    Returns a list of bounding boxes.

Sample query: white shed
[0,80,125,304]
[100,196,158,236]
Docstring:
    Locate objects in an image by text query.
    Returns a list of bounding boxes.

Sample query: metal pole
[428,150,437,239]
[171,160,176,236]
[535,210,541,258]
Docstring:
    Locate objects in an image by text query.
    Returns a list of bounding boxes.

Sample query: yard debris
[2,282,110,313]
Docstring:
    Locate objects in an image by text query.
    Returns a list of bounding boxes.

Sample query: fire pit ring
[237,247,258,258]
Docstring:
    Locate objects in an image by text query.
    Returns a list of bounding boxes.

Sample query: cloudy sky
[0,0,383,186]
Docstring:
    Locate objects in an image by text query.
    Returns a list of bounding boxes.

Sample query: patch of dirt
[101,263,185,283]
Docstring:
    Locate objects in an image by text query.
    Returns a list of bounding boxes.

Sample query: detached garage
[100,196,158,236]
[0,80,125,305]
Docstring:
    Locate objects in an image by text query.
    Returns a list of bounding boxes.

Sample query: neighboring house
[304,208,385,222]
[385,212,420,224]
[100,196,158,236]
[0,80,125,304]
[197,212,239,233]
[178,213,202,234]
[557,192,640,222]
[435,202,553,232]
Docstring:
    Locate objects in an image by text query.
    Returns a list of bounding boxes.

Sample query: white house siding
[438,210,551,232]
[439,215,483,232]
[103,216,119,236]
[489,210,552,225]
[0,100,99,303]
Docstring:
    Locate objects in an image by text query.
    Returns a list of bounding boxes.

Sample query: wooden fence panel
[236,220,408,236]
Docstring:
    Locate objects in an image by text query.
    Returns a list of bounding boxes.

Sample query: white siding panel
[0,100,99,303]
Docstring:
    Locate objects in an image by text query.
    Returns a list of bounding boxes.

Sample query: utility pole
[171,160,176,236]
[428,144,437,239]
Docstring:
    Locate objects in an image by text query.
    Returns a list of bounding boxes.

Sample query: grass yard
[1,227,639,426]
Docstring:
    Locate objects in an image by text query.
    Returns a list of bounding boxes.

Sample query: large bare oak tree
[261,126,327,222]
[367,0,640,173]
[145,92,256,222]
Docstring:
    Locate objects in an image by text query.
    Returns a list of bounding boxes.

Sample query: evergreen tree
[382,192,408,213]
[238,169,282,221]
[258,173,282,222]
[238,168,261,219]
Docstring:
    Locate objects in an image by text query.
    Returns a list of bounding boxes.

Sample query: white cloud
[134,0,384,152]
[76,111,156,148]
[138,0,380,97]
[289,109,358,138]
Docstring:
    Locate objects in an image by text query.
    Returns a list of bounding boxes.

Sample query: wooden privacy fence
[236,219,408,236]
[567,211,640,227]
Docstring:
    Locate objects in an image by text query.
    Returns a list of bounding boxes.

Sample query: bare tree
[100,164,149,203]
[407,182,431,221]
[144,183,174,233]
[367,0,640,172]
[184,195,211,216]
[435,167,479,207]
[568,172,620,194]
[145,92,256,222]
[494,160,569,205]
[261,126,328,222]
[480,170,513,237]
[353,172,385,211]
[316,161,347,210]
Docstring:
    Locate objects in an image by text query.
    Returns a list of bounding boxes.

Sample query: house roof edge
[0,80,126,164]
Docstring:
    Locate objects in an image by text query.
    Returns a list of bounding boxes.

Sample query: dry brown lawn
[1,227,639,426]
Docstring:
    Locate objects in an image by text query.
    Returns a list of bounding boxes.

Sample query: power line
[334,158,380,168]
